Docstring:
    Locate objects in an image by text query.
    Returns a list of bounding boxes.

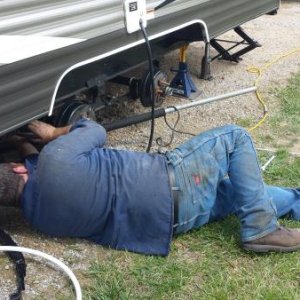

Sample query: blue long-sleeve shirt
[22,119,173,256]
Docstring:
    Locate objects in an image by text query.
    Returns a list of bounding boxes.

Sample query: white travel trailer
[0,0,280,136]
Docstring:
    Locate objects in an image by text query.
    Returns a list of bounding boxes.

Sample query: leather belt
[167,163,179,225]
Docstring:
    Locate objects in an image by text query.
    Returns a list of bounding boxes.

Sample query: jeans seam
[176,126,245,159]
[174,211,210,229]
[245,132,278,218]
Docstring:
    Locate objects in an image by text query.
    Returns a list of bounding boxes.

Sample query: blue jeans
[165,125,300,242]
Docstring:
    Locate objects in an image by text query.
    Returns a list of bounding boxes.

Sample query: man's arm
[29,119,107,161]
[8,121,71,159]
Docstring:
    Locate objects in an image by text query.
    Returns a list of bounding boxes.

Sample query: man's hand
[28,120,72,143]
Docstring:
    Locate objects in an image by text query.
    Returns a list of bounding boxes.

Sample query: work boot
[243,226,300,252]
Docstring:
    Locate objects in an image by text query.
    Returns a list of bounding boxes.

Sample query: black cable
[156,107,195,148]
[139,19,156,153]
[0,229,26,300]
[154,0,177,11]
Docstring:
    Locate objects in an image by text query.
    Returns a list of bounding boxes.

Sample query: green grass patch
[257,71,300,147]
[278,73,300,121]
[85,251,199,299]
[236,117,254,129]
[261,150,300,187]
[85,215,300,299]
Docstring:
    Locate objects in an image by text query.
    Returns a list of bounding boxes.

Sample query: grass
[257,72,300,148]
[261,150,300,187]
[85,218,300,299]
[276,73,300,129]
[83,71,300,299]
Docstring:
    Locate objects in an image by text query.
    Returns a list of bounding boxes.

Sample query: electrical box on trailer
[123,0,147,33]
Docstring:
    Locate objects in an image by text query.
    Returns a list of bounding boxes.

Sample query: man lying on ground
[1,119,300,255]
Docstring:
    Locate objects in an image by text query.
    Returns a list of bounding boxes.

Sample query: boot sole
[243,243,300,253]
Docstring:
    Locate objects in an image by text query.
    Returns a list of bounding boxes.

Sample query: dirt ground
[1,1,300,299]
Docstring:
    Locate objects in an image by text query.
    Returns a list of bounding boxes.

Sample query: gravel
[1,2,300,299]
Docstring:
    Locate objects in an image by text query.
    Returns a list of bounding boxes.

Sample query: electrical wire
[139,19,156,153]
[0,246,82,300]
[156,107,195,148]
[154,0,177,11]
[247,48,300,132]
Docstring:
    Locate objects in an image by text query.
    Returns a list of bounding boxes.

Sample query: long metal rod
[261,155,276,171]
[165,86,257,113]
[104,86,256,131]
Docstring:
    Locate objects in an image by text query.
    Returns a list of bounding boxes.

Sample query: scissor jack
[210,26,261,63]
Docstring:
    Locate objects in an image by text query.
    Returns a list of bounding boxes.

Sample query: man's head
[0,163,26,207]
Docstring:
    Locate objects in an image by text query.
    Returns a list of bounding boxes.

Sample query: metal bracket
[200,41,213,80]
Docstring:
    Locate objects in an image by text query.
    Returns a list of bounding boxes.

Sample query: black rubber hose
[155,0,176,11]
[139,19,156,153]
[103,108,166,132]
[0,229,26,300]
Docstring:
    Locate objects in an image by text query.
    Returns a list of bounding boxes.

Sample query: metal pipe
[104,86,256,131]
[165,86,256,113]
[261,155,276,172]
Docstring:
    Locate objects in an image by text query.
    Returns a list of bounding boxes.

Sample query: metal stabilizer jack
[211,26,261,63]
[170,45,198,98]
[103,86,257,132]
